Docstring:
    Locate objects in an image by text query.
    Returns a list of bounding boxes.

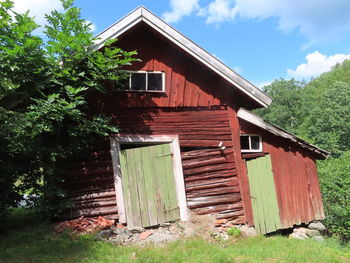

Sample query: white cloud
[197,0,350,45]
[162,0,199,23]
[287,51,350,80]
[12,0,63,27]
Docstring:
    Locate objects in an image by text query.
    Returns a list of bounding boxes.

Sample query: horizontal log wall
[61,157,118,220]
[113,107,245,222]
[240,120,325,229]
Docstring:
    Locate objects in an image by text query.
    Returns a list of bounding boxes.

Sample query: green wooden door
[119,143,179,227]
[246,155,281,234]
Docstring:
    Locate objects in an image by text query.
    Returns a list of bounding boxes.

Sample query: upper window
[240,134,262,153]
[119,71,165,92]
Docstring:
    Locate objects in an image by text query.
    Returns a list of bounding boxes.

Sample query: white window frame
[240,134,263,153]
[122,70,165,92]
[109,134,189,224]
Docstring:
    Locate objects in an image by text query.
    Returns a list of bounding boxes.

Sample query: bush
[318,152,350,242]
[227,227,242,238]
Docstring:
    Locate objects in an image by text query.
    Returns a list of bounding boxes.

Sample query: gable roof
[91,6,272,108]
[237,108,330,159]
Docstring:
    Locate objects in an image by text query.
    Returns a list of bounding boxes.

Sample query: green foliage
[305,81,350,156]
[255,79,307,135]
[226,227,241,238]
[318,153,350,243]
[0,0,136,223]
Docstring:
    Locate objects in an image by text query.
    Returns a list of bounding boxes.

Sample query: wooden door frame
[110,134,189,224]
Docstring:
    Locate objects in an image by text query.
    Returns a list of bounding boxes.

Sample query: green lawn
[0,209,349,263]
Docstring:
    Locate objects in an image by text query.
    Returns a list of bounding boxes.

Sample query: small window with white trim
[240,134,262,152]
[118,71,165,92]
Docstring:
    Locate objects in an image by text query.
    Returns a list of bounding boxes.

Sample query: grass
[0,209,349,263]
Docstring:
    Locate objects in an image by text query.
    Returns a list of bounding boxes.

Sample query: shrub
[227,227,242,238]
[318,152,350,242]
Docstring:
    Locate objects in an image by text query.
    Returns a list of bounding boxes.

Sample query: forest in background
[256,60,350,242]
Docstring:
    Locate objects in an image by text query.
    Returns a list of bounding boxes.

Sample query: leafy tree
[318,152,350,242]
[255,79,307,135]
[305,81,350,156]
[0,0,136,224]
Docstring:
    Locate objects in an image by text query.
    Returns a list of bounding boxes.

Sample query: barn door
[119,143,180,227]
[246,155,281,234]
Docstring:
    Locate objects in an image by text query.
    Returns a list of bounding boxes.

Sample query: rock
[293,228,309,239]
[305,229,321,237]
[111,226,131,236]
[127,226,145,234]
[238,225,257,237]
[140,231,153,240]
[146,232,176,244]
[289,232,306,240]
[308,222,326,232]
[312,236,324,242]
[96,229,112,240]
[109,233,132,244]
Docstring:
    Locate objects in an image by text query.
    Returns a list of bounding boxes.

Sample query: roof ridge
[91,7,272,108]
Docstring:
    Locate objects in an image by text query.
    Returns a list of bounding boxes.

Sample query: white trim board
[237,108,329,158]
[109,134,189,224]
[91,6,272,108]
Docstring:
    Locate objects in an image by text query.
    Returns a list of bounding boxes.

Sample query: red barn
[62,7,328,234]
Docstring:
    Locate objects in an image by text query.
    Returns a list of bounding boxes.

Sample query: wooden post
[227,106,254,226]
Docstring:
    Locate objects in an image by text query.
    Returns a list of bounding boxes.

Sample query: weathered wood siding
[94,22,260,110]
[240,120,325,229]
[61,154,118,220]
[111,107,245,222]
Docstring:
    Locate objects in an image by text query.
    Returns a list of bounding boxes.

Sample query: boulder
[111,226,131,236]
[238,225,257,237]
[127,226,145,234]
[308,222,326,232]
[289,232,307,240]
[292,228,309,239]
[305,229,321,237]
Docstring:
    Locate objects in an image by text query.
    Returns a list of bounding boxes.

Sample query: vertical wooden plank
[110,138,126,223]
[227,107,252,225]
[162,144,179,221]
[134,147,150,227]
[119,150,134,226]
[265,155,282,230]
[141,146,159,226]
[126,149,143,226]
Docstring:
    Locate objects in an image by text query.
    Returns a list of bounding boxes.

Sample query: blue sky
[12,0,350,87]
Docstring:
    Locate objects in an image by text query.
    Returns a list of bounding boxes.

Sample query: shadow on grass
[0,209,101,263]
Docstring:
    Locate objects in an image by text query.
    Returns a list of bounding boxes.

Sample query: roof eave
[237,108,330,159]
